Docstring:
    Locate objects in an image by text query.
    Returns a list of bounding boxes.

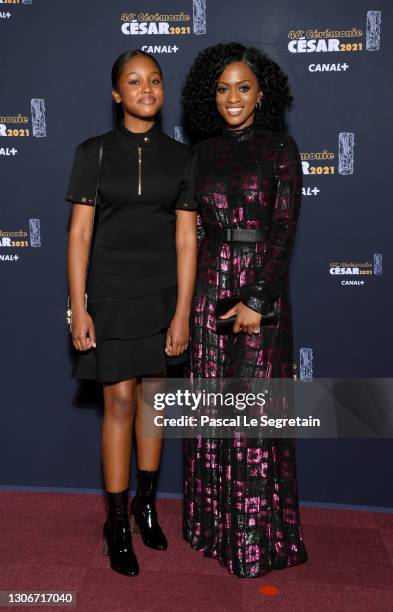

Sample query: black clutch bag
[215,296,277,334]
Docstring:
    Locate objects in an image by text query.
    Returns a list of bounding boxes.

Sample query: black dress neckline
[222,122,257,142]
[117,120,162,146]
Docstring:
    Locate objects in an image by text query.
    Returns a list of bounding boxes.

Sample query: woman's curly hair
[182,42,293,141]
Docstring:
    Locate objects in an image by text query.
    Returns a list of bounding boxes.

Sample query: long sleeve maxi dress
[183,123,308,578]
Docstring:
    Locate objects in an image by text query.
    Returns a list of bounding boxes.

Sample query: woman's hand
[219,301,262,335]
[71,310,96,351]
[165,314,189,356]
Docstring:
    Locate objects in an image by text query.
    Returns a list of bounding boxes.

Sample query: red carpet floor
[0,492,392,611]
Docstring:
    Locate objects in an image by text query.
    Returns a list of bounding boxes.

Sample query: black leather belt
[207,227,265,242]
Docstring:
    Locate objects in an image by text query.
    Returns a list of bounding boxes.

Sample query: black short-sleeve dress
[65,121,197,383]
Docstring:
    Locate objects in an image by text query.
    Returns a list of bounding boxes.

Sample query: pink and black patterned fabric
[183,124,308,577]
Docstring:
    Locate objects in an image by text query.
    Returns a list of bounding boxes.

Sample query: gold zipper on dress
[137,146,142,195]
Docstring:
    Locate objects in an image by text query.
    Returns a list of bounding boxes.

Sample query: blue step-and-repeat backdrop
[1,0,392,507]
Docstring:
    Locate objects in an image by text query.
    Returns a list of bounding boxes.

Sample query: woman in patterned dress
[182,43,308,578]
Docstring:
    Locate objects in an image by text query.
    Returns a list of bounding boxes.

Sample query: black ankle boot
[103,489,139,576]
[130,470,168,550]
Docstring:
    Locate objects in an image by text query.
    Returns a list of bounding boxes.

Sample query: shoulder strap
[85,138,103,288]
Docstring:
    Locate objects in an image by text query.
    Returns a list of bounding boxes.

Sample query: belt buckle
[234,228,256,242]
[224,228,232,241]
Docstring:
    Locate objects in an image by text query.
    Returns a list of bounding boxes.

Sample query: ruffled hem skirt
[71,286,187,383]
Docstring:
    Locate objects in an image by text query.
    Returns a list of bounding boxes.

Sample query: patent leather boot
[103,489,139,576]
[130,470,168,550]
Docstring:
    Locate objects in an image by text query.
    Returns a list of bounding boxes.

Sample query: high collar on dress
[117,120,162,146]
[222,122,256,142]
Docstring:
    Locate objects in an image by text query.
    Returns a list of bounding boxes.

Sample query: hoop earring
[255,100,262,110]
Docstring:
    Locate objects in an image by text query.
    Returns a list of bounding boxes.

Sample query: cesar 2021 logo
[0,99,47,157]
[120,0,207,37]
[0,219,41,263]
[288,10,382,73]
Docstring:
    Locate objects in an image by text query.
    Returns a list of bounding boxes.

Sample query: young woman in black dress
[66,50,197,576]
